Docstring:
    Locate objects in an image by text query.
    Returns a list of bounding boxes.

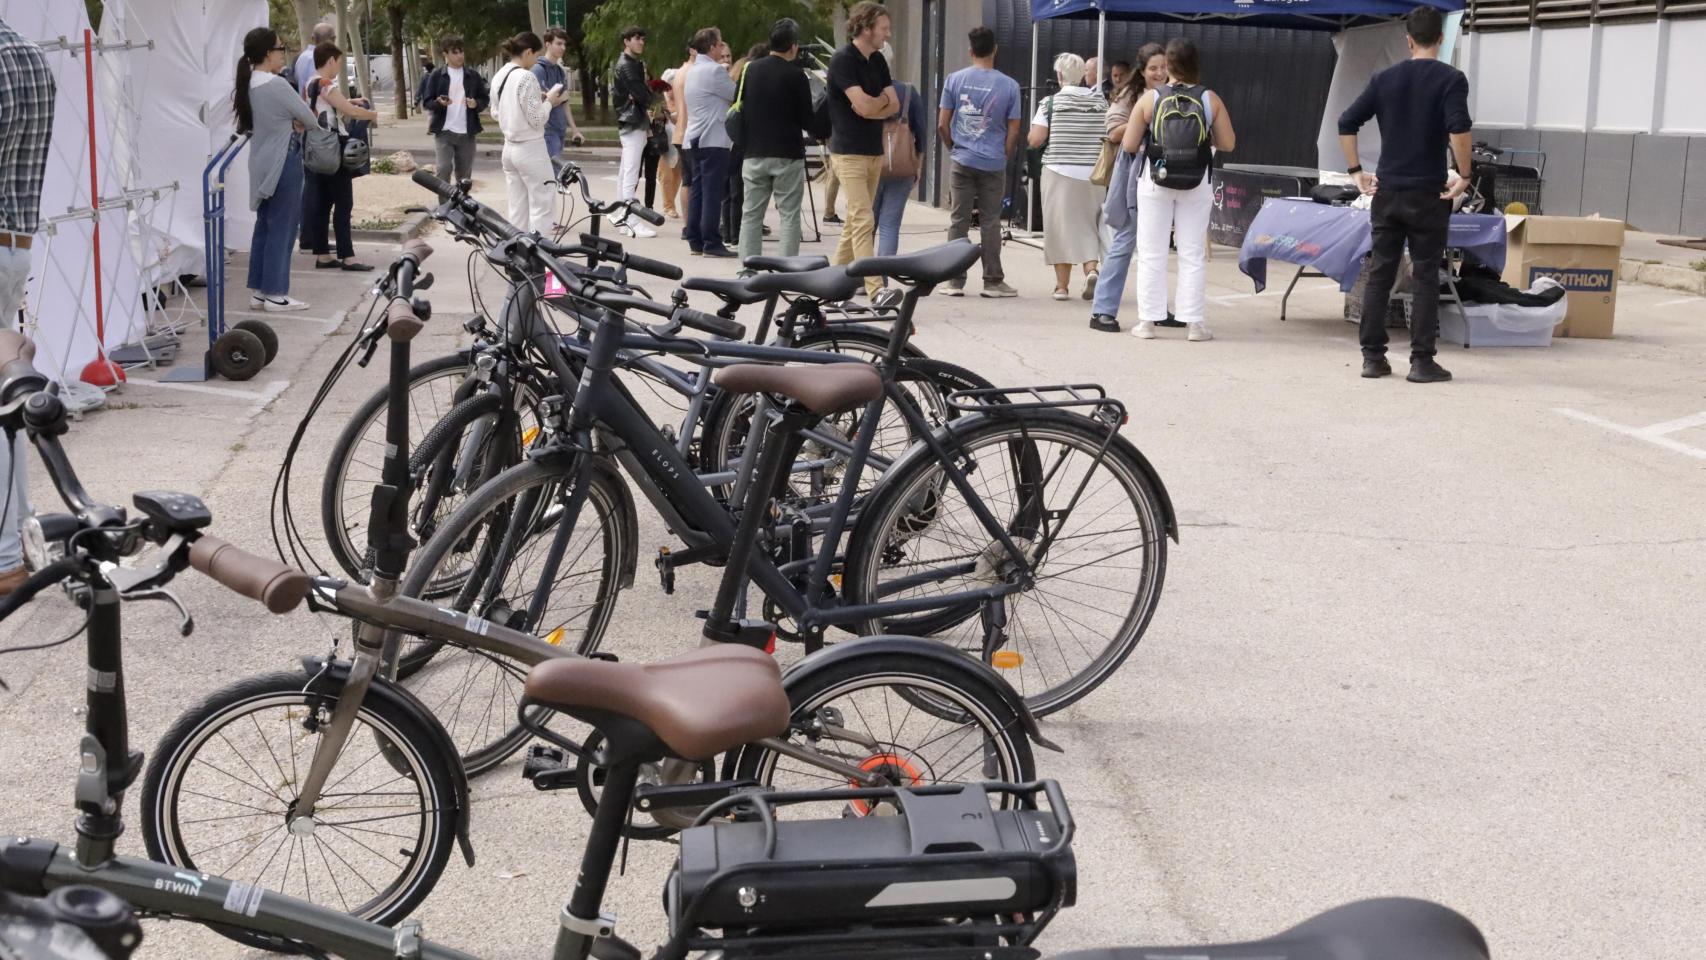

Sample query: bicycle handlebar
[188,536,312,614]
[556,161,665,224]
[536,235,683,282]
[411,168,520,241]
[591,290,747,340]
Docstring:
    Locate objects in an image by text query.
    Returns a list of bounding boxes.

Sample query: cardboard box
[1501,215,1625,339]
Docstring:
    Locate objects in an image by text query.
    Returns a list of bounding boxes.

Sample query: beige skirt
[1041,167,1107,265]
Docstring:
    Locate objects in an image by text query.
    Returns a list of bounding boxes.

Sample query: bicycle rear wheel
[842,409,1169,715]
[396,456,629,775]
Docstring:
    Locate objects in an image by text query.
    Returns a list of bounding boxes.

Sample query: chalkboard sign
[1210,168,1314,248]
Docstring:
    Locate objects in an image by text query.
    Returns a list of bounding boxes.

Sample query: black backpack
[1146,83,1213,189]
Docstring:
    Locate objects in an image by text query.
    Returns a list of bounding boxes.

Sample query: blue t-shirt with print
[939,66,1021,172]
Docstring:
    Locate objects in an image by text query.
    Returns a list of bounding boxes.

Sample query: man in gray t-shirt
[935,26,1020,297]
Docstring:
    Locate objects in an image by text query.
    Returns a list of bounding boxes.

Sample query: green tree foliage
[584,0,836,75]
[406,0,533,61]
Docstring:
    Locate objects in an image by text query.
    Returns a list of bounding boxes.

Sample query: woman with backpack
[1028,53,1109,302]
[1087,42,1165,333]
[492,32,570,234]
[302,42,379,272]
[872,45,927,300]
[1119,38,1235,341]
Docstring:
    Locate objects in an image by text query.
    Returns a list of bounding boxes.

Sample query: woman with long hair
[1027,52,1109,302]
[491,31,568,233]
[235,26,320,312]
[1088,42,1165,332]
[1121,38,1235,341]
[302,42,379,271]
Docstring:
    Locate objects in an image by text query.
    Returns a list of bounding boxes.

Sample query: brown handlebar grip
[189,536,312,614]
[385,299,424,342]
[0,330,36,370]
[402,238,434,264]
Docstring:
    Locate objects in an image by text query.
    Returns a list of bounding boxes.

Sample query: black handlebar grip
[189,536,312,614]
[0,557,79,624]
[631,204,666,226]
[411,168,453,199]
[677,307,746,341]
[622,252,683,281]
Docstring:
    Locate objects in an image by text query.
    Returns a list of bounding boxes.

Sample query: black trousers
[303,168,355,261]
[642,145,659,209]
[1359,187,1450,359]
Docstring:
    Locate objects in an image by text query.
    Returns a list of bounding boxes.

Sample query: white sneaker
[1132,321,1156,339]
[262,295,309,313]
[628,222,657,239]
[249,294,265,309]
[1187,322,1212,341]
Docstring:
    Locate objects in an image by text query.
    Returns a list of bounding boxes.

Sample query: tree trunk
[389,2,408,119]
[291,0,317,47]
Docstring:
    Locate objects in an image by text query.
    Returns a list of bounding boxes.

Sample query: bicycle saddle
[524,645,789,761]
[847,239,982,285]
[745,265,860,302]
[714,362,882,416]
[682,276,769,305]
[744,254,830,272]
[1053,898,1487,960]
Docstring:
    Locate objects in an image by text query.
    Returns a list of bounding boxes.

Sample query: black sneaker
[1156,313,1185,328]
[1361,356,1392,378]
[822,213,843,224]
[703,246,737,259]
[1089,314,1120,333]
[1407,357,1453,383]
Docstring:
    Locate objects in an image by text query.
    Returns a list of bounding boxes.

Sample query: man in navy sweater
[1339,5,1472,383]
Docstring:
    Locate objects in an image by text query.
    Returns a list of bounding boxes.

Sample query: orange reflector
[765,632,777,655]
[991,650,1024,669]
[831,573,843,589]
[545,627,566,646]
[522,426,540,445]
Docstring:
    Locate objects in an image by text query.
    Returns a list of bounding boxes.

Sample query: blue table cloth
[1238,198,1507,293]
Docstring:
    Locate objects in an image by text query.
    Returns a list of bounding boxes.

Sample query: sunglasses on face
[271,45,286,52]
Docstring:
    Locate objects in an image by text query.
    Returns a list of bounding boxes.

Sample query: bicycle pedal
[523,744,572,788]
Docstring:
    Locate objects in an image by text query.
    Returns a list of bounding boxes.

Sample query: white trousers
[618,127,648,203]
[1134,175,1214,326]
[502,138,556,234]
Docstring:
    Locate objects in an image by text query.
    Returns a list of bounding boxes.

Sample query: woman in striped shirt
[1028,53,1108,301]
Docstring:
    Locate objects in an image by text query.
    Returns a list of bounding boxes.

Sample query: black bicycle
[403,170,1178,741]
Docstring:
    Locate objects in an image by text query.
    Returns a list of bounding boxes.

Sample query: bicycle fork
[288,579,395,820]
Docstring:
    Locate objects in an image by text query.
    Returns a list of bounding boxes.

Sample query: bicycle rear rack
[946,383,1126,428]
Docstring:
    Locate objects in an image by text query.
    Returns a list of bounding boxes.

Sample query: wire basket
[1494,148,1545,213]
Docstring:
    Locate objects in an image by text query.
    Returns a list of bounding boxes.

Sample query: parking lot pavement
[1,162,1703,958]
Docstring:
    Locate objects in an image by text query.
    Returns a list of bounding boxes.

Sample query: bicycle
[401,185,1178,739]
[129,239,1042,936]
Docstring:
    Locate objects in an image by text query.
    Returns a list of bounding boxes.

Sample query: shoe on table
[822,212,843,224]
[942,279,965,297]
[1407,357,1453,382]
[1361,356,1392,378]
[702,246,737,258]
[1089,314,1120,333]
[0,565,27,596]
[1132,321,1156,339]
[981,281,1017,298]
[1156,312,1185,328]
[1052,288,1069,301]
[262,296,309,313]
[1186,322,1212,341]
[1082,272,1098,301]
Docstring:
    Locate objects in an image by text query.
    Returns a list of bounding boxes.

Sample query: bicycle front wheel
[842,409,1170,715]
[397,455,629,775]
[139,671,458,951]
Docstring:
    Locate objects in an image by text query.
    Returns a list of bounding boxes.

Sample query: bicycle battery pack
[665,781,1074,957]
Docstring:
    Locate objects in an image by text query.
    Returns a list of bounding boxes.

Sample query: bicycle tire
[139,671,458,952]
[320,352,471,581]
[841,409,1170,716]
[728,648,1035,808]
[396,456,629,775]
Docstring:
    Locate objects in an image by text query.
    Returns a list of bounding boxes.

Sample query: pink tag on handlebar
[543,272,567,298]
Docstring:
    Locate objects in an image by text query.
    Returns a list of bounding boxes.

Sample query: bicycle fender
[856,409,1179,544]
[777,635,1061,753]
[299,657,476,867]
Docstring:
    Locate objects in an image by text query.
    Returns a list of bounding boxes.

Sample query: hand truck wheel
[211,329,266,381]
[231,319,279,366]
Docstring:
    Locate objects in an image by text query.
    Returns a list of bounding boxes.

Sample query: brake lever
[119,586,194,637]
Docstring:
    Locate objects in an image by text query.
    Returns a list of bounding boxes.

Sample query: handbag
[1089,138,1117,187]
[724,63,749,147]
[302,81,343,176]
[1024,95,1052,183]
[881,85,920,180]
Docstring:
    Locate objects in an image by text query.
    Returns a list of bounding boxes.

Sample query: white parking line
[1555,408,1706,461]
[1654,296,1704,309]
[127,378,291,418]
[224,309,344,327]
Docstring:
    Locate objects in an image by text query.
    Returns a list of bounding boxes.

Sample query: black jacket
[423,66,491,136]
[613,53,652,130]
